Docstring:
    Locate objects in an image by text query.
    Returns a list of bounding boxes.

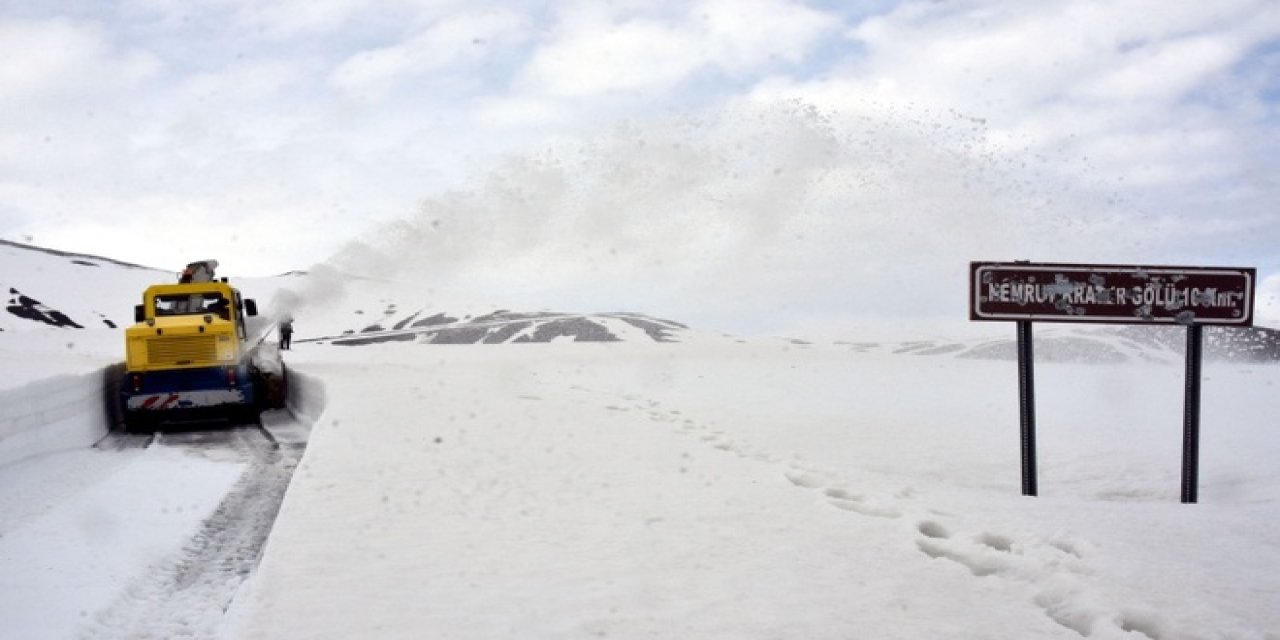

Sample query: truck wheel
[239,406,264,427]
[122,412,152,434]
[260,367,288,410]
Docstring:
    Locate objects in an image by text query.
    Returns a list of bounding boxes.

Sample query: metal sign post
[1016,320,1037,496]
[1182,324,1203,503]
[970,262,1255,502]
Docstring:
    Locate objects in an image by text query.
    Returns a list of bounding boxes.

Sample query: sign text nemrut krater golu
[971,263,1254,326]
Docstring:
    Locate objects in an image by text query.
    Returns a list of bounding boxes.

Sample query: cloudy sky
[2,1,1278,332]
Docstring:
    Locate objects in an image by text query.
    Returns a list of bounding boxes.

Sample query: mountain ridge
[3,238,1279,359]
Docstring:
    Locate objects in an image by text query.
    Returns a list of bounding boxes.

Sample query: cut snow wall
[283,365,325,428]
[0,365,115,468]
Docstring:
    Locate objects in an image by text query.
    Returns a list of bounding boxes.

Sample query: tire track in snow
[77,424,304,639]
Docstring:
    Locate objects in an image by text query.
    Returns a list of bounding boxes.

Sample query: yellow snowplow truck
[119,260,285,431]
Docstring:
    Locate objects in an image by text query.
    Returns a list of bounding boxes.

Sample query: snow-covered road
[0,418,307,639]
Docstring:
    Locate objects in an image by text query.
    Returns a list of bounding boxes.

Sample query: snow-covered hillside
[2,242,1279,639]
[0,239,166,332]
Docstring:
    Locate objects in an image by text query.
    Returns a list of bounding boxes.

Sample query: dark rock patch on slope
[313,309,684,346]
[411,313,459,328]
[326,333,418,346]
[512,318,619,343]
[605,313,683,343]
[6,288,83,328]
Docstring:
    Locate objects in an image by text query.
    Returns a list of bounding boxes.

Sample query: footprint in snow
[826,488,902,519]
[912,520,1120,639]
[914,519,1024,578]
[781,472,903,519]
[784,471,826,489]
[917,520,950,539]
[1047,538,1083,559]
[976,532,1014,553]
[915,537,1006,578]
[1034,592,1167,639]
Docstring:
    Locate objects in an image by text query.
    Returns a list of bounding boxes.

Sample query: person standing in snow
[279,318,294,350]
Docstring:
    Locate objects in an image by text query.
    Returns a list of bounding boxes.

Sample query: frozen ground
[0,445,243,638]
[226,339,1280,640]
[2,244,1279,639]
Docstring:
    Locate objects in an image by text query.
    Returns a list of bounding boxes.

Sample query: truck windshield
[154,293,230,318]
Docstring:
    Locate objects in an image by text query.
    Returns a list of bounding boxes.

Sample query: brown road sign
[971,262,1255,326]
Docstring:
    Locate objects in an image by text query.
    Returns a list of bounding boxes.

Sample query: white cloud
[699,0,834,70]
[521,18,699,97]
[0,18,162,192]
[516,0,838,98]
[330,8,529,101]
[178,60,301,103]
[748,0,1280,237]
[843,1,1278,115]
[9,173,364,276]
[0,19,157,109]
[165,61,310,152]
[230,0,397,38]
[1075,33,1246,103]
[473,94,569,128]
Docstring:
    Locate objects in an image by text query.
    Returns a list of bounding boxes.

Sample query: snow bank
[0,365,114,468]
[283,363,326,428]
[232,342,1280,639]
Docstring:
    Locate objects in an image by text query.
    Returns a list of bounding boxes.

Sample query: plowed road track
[80,418,306,638]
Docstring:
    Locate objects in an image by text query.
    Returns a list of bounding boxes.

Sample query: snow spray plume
[260,261,383,330]
[324,100,1131,333]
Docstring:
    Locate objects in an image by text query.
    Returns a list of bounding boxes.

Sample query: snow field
[234,342,1280,639]
[0,445,244,639]
[237,346,954,638]
[578,345,1280,638]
